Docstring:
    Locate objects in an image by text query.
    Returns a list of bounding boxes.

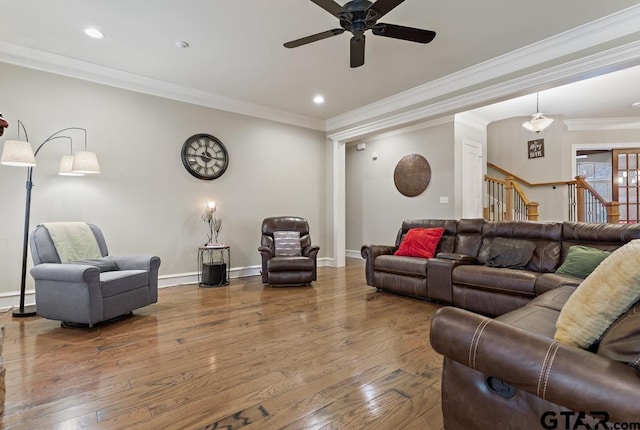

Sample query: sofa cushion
[555,245,610,279]
[452,265,539,296]
[485,237,536,269]
[534,273,581,296]
[268,256,314,272]
[526,240,561,273]
[374,255,428,277]
[597,300,640,369]
[394,228,444,259]
[555,239,640,348]
[273,231,302,256]
[100,270,148,298]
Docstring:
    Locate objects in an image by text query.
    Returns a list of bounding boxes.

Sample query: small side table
[198,245,230,287]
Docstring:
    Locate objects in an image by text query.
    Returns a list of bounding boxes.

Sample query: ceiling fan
[284,0,436,68]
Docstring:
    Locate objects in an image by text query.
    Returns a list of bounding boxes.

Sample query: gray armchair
[29,223,160,327]
[258,216,320,286]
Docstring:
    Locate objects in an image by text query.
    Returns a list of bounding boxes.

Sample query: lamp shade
[0,140,37,167]
[58,155,84,176]
[71,151,100,174]
[522,113,554,133]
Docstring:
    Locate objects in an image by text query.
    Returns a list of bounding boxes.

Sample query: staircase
[485,163,619,223]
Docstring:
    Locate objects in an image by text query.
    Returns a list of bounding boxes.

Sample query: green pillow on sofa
[555,245,611,279]
[555,239,640,349]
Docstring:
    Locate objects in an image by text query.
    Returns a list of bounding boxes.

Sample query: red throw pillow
[394,228,445,259]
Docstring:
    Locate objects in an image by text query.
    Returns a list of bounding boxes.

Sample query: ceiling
[1,0,640,129]
[470,64,640,124]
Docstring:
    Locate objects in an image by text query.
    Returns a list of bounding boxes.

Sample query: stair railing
[572,175,620,223]
[485,163,619,223]
[484,174,539,221]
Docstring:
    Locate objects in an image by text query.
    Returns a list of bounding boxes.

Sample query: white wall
[0,63,327,298]
[345,121,456,251]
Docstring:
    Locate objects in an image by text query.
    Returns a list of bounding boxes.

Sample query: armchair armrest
[430,307,640,423]
[302,245,320,259]
[31,263,100,283]
[360,244,397,286]
[258,246,274,283]
[111,255,161,272]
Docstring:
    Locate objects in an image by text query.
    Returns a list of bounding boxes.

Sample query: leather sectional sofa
[361,218,638,316]
[361,219,640,428]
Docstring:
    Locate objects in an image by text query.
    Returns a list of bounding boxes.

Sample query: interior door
[613,149,640,224]
[462,139,483,218]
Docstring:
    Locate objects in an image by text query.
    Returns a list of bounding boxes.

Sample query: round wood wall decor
[393,154,432,197]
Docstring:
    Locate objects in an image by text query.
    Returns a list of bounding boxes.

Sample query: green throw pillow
[555,245,611,279]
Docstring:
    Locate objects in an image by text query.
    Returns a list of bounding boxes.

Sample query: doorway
[613,149,640,224]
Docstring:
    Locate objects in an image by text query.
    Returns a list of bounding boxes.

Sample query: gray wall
[345,121,456,250]
[0,62,327,293]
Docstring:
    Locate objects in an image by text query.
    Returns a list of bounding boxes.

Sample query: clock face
[181,133,229,180]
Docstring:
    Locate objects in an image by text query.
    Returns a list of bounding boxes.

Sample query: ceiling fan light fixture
[522,113,554,133]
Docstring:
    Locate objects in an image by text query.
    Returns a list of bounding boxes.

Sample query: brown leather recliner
[258,216,320,286]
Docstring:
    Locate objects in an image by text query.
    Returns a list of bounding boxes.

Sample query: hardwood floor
[0,259,445,429]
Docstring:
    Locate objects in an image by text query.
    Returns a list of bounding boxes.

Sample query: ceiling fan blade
[310,0,351,19]
[350,35,365,68]
[372,23,436,43]
[284,29,345,48]
[367,0,406,18]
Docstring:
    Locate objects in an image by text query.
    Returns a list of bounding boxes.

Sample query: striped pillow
[273,231,302,256]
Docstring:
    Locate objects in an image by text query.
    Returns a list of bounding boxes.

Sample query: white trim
[345,249,361,259]
[358,116,454,143]
[0,289,35,313]
[326,4,640,132]
[564,118,640,131]
[329,39,640,142]
[0,41,325,131]
[332,140,346,268]
[455,112,491,131]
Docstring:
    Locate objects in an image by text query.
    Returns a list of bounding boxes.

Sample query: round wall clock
[181,133,229,180]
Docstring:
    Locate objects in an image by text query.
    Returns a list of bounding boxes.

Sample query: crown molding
[329,37,640,142]
[563,118,640,131]
[455,112,491,130]
[326,4,640,133]
[0,41,325,131]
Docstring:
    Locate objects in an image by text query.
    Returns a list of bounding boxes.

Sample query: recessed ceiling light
[632,102,640,108]
[313,95,325,104]
[175,40,190,49]
[84,27,104,39]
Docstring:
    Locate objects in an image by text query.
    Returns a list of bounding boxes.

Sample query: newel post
[504,177,515,221]
[526,202,539,221]
[575,175,586,222]
[606,202,620,224]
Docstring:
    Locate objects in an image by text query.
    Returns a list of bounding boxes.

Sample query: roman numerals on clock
[181,133,229,180]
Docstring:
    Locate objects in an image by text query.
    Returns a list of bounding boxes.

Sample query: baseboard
[0,290,36,313]
[0,258,339,311]
[345,249,361,259]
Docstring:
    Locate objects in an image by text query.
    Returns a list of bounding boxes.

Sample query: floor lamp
[0,120,101,317]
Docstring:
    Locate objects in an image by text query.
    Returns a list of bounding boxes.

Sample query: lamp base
[12,304,37,317]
